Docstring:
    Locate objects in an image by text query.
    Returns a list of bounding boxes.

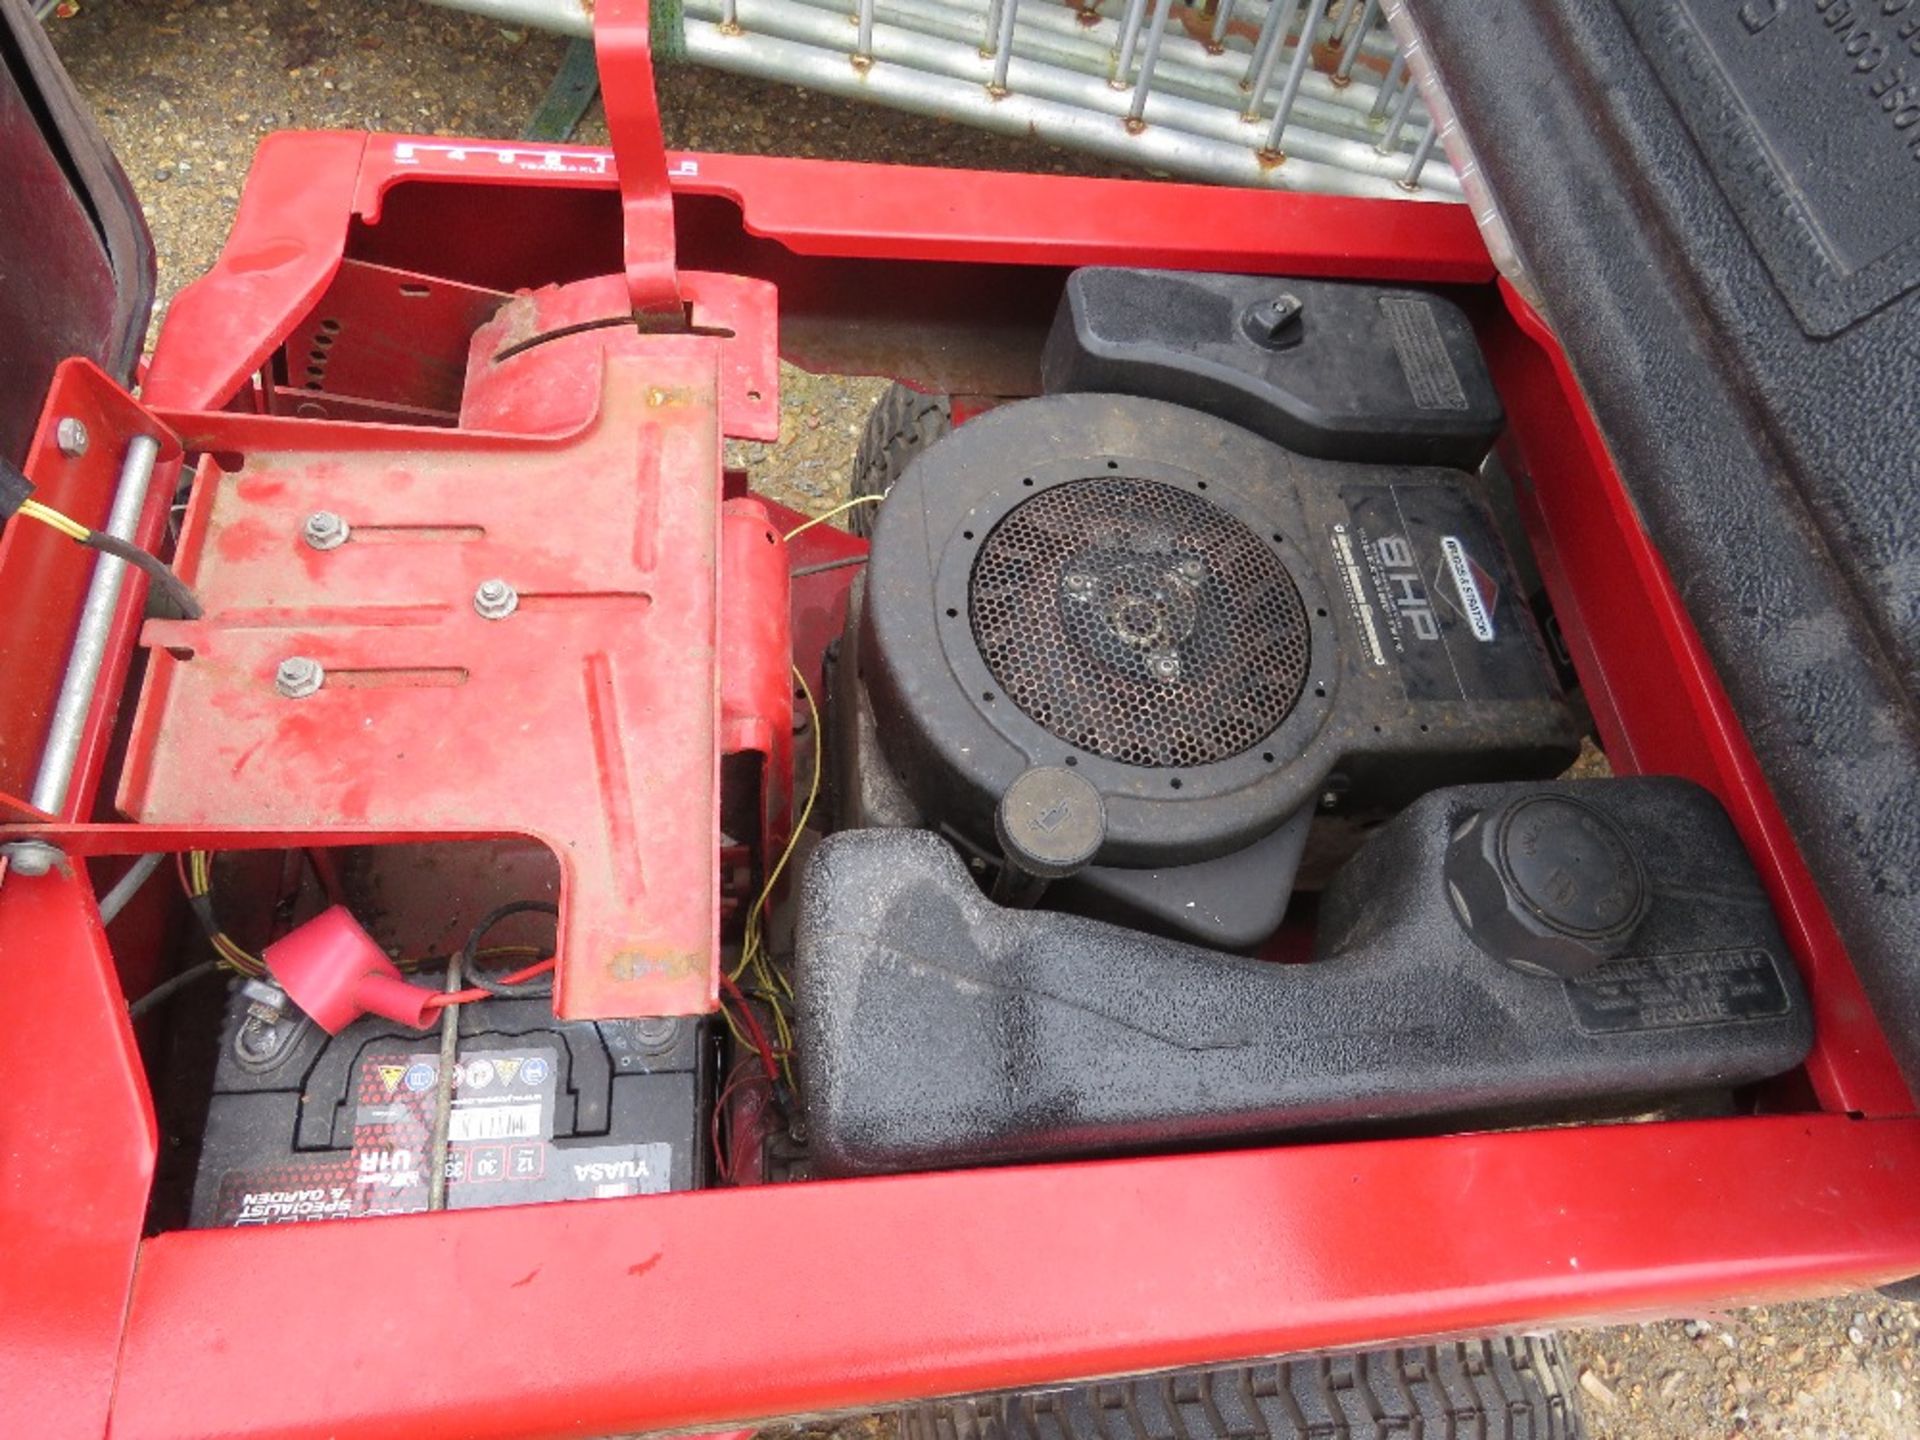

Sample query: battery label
[450,1104,543,1142]
[212,1045,673,1225]
[1328,484,1549,704]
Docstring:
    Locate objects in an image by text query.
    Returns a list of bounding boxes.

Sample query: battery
[188,982,705,1228]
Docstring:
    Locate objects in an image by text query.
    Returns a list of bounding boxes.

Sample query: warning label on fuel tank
[1563,948,1792,1035]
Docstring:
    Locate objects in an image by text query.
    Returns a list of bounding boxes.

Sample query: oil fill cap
[996,766,1106,880]
[1445,793,1650,978]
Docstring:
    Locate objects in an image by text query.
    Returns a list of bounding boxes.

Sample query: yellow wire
[718,995,752,1049]
[781,494,882,542]
[720,664,821,1087]
[183,849,267,975]
[729,665,820,985]
[181,849,556,984]
[18,499,91,542]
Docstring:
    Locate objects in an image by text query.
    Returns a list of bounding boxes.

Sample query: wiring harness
[2,456,201,617]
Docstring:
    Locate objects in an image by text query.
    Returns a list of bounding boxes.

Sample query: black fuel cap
[1444,792,1649,978]
[996,766,1107,880]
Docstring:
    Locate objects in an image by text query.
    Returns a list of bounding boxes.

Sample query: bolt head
[474,578,519,619]
[302,510,349,551]
[1147,652,1181,681]
[235,1014,292,1065]
[2,839,65,877]
[55,417,90,458]
[631,1016,681,1052]
[275,655,324,699]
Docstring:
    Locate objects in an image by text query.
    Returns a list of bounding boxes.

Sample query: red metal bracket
[0,361,184,822]
[116,343,740,1020]
[594,0,685,324]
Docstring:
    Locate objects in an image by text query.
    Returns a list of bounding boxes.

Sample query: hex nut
[474,578,519,620]
[275,656,325,699]
[303,510,350,551]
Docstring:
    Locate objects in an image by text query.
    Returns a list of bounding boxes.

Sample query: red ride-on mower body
[3,1,1920,1437]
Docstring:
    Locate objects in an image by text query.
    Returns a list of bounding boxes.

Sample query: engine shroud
[855,392,1580,886]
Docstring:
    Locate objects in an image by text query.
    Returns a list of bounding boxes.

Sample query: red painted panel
[109,1115,1920,1440]
[0,362,183,818]
[0,868,155,1440]
[117,347,727,1020]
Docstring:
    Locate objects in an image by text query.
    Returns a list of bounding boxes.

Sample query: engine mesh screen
[968,478,1310,768]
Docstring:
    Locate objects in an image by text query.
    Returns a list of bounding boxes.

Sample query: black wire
[790,554,869,579]
[84,532,203,618]
[458,900,559,998]
[128,959,223,1019]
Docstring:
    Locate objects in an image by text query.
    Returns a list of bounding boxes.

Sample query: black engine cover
[853,392,1579,889]
[1042,269,1505,470]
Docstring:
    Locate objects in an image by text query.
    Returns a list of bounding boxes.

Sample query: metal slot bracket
[114,346,736,1020]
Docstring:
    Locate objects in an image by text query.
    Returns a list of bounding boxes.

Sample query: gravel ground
[42,4,1920,1435]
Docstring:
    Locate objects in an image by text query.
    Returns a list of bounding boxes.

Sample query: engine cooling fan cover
[969,475,1312,769]
[859,393,1341,867]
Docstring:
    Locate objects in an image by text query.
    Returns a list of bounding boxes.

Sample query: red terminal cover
[264,905,436,1034]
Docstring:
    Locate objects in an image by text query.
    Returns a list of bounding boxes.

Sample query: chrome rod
[1113,0,1150,79]
[856,0,876,59]
[28,434,162,821]
[991,0,1020,90]
[1262,0,1322,151]
[1400,115,1437,187]
[1240,0,1286,87]
[1242,0,1300,118]
[1378,54,1418,150]
[1126,0,1177,122]
[98,851,167,926]
[1334,0,1377,82]
[1369,47,1405,119]
[1209,0,1236,47]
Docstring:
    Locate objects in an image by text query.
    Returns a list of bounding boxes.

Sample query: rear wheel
[899,1337,1585,1440]
[849,384,951,537]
